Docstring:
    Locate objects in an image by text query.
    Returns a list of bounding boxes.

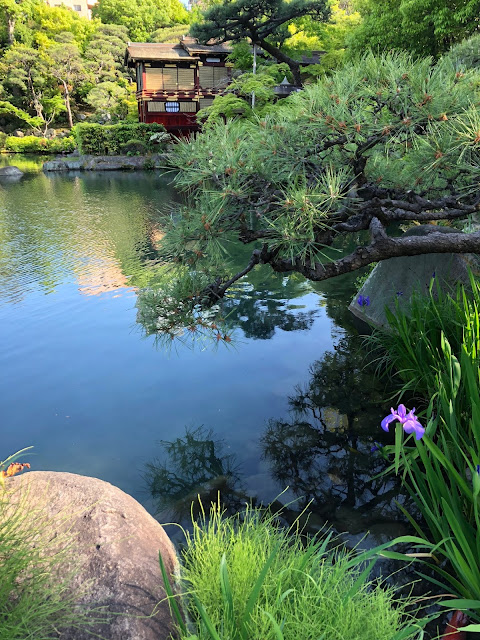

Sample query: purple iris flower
[381,404,425,440]
[357,295,370,307]
[371,442,384,453]
[476,464,480,475]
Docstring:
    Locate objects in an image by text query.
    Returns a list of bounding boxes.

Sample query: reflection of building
[76,257,130,296]
[45,0,97,19]
[125,37,232,133]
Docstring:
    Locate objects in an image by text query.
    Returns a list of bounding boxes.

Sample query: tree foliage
[190,0,330,86]
[286,0,361,75]
[349,0,480,58]
[155,49,480,324]
[92,0,188,41]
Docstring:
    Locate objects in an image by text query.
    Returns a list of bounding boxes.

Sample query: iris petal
[397,404,407,420]
[381,414,398,432]
[403,419,425,440]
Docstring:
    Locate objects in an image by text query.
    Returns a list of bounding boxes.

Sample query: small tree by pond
[153,48,480,336]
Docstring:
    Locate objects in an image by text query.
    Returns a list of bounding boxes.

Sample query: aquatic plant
[371,278,480,625]
[160,503,426,640]
[381,404,425,440]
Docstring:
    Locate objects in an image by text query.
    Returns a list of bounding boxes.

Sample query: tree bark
[63,81,74,129]
[7,17,15,45]
[267,225,480,282]
[203,225,480,304]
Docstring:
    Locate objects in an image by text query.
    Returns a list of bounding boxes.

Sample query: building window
[165,102,180,113]
[73,4,81,9]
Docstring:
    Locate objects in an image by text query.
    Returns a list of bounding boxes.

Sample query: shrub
[0,132,7,150]
[161,504,423,640]
[4,136,76,154]
[119,138,147,155]
[73,123,168,155]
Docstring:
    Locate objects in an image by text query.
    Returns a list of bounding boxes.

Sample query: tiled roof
[126,43,195,62]
[125,39,232,65]
[182,41,231,55]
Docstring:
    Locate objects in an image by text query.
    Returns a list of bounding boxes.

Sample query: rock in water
[6,471,179,640]
[349,225,480,328]
[0,166,23,177]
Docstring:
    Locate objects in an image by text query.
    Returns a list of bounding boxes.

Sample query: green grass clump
[371,272,480,409]
[164,504,420,640]
[0,479,94,639]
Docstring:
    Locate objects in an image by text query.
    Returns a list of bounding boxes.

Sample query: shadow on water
[146,329,411,547]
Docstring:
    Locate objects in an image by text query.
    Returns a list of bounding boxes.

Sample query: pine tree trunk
[63,82,74,128]
[7,17,15,45]
[256,39,303,87]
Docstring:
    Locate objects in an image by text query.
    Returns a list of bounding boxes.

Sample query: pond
[0,164,406,545]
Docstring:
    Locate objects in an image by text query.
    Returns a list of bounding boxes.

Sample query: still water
[0,164,404,542]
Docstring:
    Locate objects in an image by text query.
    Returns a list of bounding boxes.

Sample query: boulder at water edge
[349,225,480,328]
[6,471,179,640]
[0,166,23,179]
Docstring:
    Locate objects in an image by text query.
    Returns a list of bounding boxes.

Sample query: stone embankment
[43,154,168,172]
[7,471,179,640]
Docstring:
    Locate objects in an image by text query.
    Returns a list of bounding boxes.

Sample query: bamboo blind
[179,101,197,112]
[199,66,214,89]
[147,102,166,112]
[199,98,214,109]
[162,69,177,90]
[177,68,195,90]
[199,66,229,89]
[145,68,194,91]
[145,69,163,91]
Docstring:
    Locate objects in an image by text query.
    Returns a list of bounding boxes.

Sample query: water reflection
[146,334,406,537]
[1,170,403,543]
[261,333,402,534]
[0,172,174,305]
[136,266,321,348]
[224,273,318,340]
[145,426,247,520]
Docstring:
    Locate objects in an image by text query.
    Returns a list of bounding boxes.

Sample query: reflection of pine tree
[261,334,405,530]
[145,426,247,520]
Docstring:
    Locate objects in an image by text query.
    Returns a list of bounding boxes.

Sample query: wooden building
[125,38,232,133]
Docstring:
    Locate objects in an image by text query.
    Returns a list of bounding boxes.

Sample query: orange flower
[0,462,30,478]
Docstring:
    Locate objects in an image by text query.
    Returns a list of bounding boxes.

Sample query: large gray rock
[0,165,23,177]
[349,225,480,328]
[6,471,179,640]
[43,154,167,172]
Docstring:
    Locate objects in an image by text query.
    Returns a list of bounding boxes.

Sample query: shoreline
[42,153,169,172]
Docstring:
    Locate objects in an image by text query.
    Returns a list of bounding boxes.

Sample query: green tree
[155,50,480,314]
[48,38,88,128]
[0,44,54,129]
[86,81,129,119]
[28,2,96,48]
[92,0,188,41]
[286,0,361,75]
[190,0,330,86]
[0,0,36,46]
[84,23,130,84]
[150,23,189,42]
[349,0,480,58]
